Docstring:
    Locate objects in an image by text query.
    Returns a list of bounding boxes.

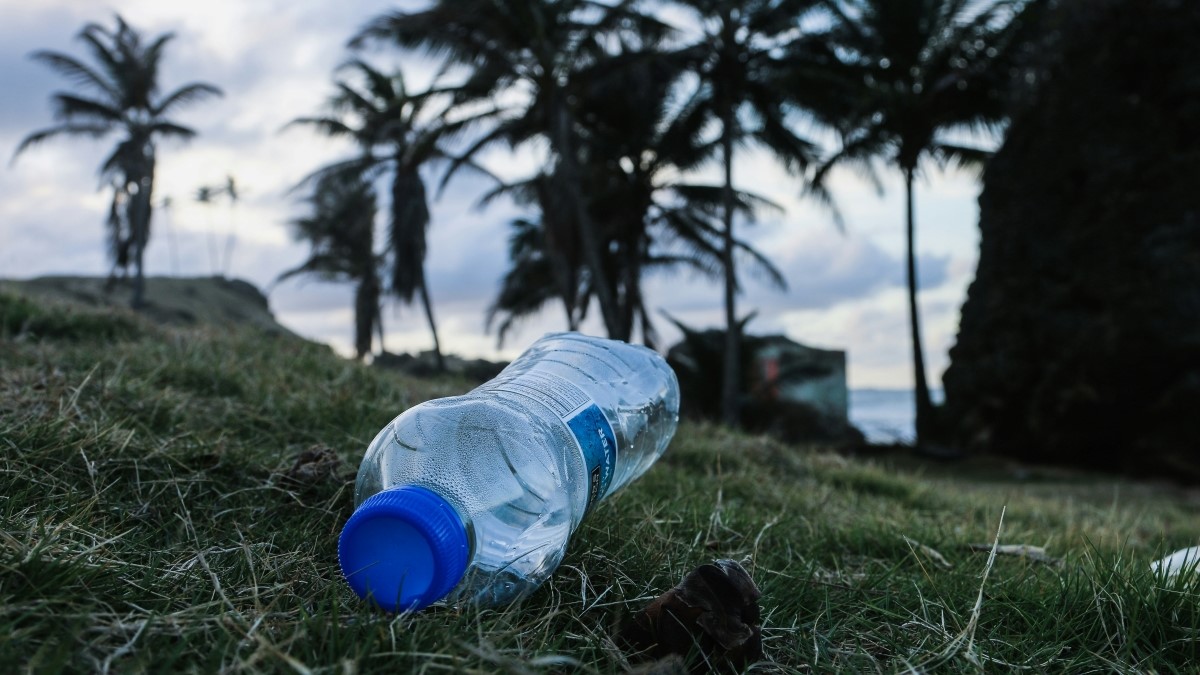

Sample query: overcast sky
[0,0,988,389]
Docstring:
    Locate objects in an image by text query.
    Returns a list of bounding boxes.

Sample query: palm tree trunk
[551,100,623,339]
[132,239,146,308]
[720,115,740,428]
[375,294,386,355]
[619,229,640,343]
[905,168,936,443]
[418,268,445,372]
[353,277,376,360]
[130,159,155,310]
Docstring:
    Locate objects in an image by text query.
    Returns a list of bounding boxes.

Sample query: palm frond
[148,121,198,140]
[29,50,119,102]
[285,116,358,139]
[75,27,124,94]
[734,236,788,291]
[50,93,123,123]
[433,118,525,195]
[929,141,992,174]
[152,82,223,116]
[332,81,380,119]
[275,253,353,284]
[290,155,382,194]
[11,124,111,163]
[339,58,398,106]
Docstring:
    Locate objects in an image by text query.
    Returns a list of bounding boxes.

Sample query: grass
[2,288,1200,673]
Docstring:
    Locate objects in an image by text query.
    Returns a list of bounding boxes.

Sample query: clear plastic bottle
[338,332,680,612]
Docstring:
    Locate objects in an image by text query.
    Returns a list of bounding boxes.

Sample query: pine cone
[620,559,763,674]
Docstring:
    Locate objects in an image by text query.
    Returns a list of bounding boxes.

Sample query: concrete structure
[751,336,849,421]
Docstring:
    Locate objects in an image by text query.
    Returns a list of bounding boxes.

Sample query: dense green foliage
[942,0,1200,477]
[3,294,1200,672]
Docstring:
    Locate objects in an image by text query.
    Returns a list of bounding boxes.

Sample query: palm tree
[480,47,695,344]
[481,46,786,348]
[486,185,789,349]
[196,175,239,277]
[667,0,824,426]
[278,172,382,360]
[351,0,672,341]
[13,14,222,308]
[486,213,586,345]
[289,60,463,370]
[815,0,1033,443]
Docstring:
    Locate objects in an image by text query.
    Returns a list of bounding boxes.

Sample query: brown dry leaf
[619,559,763,674]
[281,445,343,486]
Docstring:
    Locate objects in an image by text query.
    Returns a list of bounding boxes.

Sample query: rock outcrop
[2,275,298,338]
[942,0,1200,477]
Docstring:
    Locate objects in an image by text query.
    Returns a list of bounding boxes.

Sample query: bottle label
[479,370,617,511]
[566,402,617,512]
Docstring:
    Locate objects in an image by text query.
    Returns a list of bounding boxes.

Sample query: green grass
[3,289,1200,673]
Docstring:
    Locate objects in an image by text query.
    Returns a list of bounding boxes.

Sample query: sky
[0,1,989,389]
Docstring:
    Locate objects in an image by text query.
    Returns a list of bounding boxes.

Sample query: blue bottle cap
[338,486,470,612]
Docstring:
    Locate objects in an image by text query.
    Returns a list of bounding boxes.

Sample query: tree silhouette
[278,172,382,361]
[195,175,239,277]
[482,48,786,349]
[486,181,786,349]
[815,0,1035,443]
[352,0,671,341]
[290,60,467,369]
[667,0,824,426]
[13,14,222,308]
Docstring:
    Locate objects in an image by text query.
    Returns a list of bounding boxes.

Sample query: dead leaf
[619,559,763,674]
[281,445,342,486]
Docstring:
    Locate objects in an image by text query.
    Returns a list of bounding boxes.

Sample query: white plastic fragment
[1150,546,1200,578]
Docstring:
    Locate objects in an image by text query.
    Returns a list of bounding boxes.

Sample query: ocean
[848,388,945,445]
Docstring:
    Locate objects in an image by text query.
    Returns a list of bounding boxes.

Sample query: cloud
[645,225,951,315]
[758,226,951,310]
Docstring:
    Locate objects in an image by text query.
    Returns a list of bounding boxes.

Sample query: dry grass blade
[904,535,953,570]
[967,543,1063,567]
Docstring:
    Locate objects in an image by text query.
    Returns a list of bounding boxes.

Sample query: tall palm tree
[815,0,1034,443]
[278,172,382,360]
[13,14,222,308]
[290,60,462,370]
[352,0,672,341]
[480,47,697,344]
[668,0,824,426]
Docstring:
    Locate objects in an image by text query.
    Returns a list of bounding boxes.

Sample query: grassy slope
[0,276,298,338]
[2,290,1199,673]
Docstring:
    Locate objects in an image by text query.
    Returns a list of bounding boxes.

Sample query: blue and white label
[477,369,619,512]
[566,403,617,511]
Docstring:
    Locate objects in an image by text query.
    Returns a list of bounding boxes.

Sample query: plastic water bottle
[338,332,680,612]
